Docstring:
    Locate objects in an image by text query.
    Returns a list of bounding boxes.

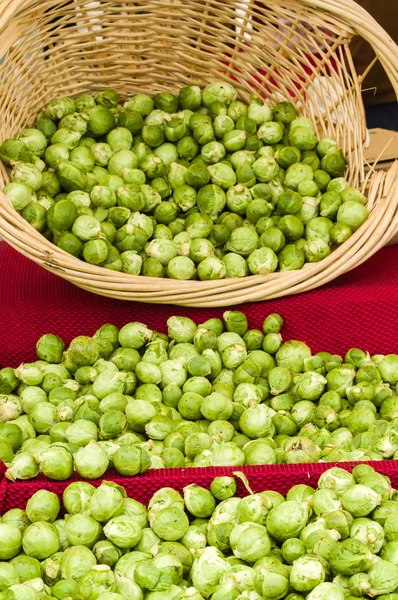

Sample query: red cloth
[0,243,397,367]
[0,460,398,511]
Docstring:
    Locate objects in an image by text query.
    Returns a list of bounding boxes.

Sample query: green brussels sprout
[3,182,34,212]
[247,98,273,124]
[230,522,271,562]
[113,111,143,139]
[207,163,236,189]
[304,239,331,263]
[251,156,278,183]
[201,83,237,107]
[86,106,116,137]
[101,515,142,549]
[272,101,296,124]
[350,517,384,553]
[11,162,43,191]
[222,129,246,152]
[242,439,275,465]
[378,355,398,385]
[37,445,73,480]
[166,256,196,280]
[192,121,214,145]
[124,94,154,117]
[341,484,382,517]
[51,127,81,150]
[290,555,326,592]
[320,150,347,177]
[276,215,303,241]
[266,500,309,542]
[22,521,59,560]
[246,247,277,275]
[340,187,367,205]
[256,122,283,145]
[197,256,226,280]
[73,441,109,478]
[177,86,201,111]
[113,445,151,476]
[44,97,76,121]
[140,154,165,179]
[152,92,178,113]
[210,476,236,501]
[254,558,290,599]
[190,546,229,597]
[9,555,41,584]
[35,334,65,364]
[288,123,318,151]
[183,484,216,518]
[5,450,39,481]
[283,434,320,463]
[227,100,247,122]
[281,538,306,565]
[197,184,226,219]
[70,146,96,172]
[0,138,26,165]
[337,201,368,232]
[275,146,301,168]
[199,141,225,165]
[330,222,352,245]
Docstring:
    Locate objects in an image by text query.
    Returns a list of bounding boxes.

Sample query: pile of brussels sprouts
[1,466,398,600]
[0,310,398,481]
[0,83,369,279]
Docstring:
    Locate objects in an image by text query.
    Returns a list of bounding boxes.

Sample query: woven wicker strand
[0,0,397,307]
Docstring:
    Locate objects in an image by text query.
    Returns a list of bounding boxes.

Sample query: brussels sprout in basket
[0,83,369,280]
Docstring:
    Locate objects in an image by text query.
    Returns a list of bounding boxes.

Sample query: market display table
[0,243,397,367]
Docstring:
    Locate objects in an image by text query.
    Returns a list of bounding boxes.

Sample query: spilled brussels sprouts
[1,310,398,482]
[0,466,396,600]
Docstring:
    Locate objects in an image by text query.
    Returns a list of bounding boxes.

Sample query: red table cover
[0,243,397,368]
[1,460,398,512]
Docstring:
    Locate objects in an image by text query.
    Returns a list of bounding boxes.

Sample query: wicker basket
[0,0,398,307]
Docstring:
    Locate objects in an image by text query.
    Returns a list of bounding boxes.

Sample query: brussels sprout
[37,445,73,480]
[0,139,25,165]
[254,558,290,599]
[341,484,382,517]
[11,162,43,191]
[247,98,273,124]
[183,484,216,518]
[290,555,326,592]
[167,256,196,280]
[337,201,368,232]
[281,538,306,564]
[190,546,229,597]
[307,583,345,600]
[3,183,34,212]
[209,477,236,501]
[201,83,237,108]
[113,445,151,476]
[74,441,109,479]
[22,521,59,560]
[229,522,271,563]
[367,560,398,596]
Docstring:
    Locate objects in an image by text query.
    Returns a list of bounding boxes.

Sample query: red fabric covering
[0,243,397,368]
[1,460,398,511]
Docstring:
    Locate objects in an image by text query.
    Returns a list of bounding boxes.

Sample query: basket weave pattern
[0,0,397,306]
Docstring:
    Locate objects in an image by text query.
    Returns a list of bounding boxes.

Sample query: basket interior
[0,0,368,189]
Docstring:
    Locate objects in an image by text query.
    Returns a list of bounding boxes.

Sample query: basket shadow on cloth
[0,0,398,306]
